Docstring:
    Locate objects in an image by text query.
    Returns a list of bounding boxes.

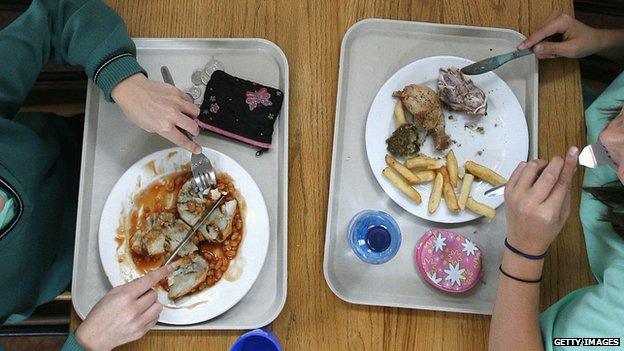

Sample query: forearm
[596,29,624,62]
[488,252,544,351]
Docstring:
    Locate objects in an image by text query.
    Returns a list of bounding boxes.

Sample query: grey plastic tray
[324,19,538,315]
[72,38,288,329]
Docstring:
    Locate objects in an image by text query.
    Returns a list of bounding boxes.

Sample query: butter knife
[462,33,563,75]
[461,49,533,75]
[163,194,225,266]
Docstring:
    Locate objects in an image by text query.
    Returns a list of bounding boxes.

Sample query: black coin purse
[197,70,284,154]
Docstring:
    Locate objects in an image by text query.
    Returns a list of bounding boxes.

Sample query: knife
[484,142,616,198]
[462,34,563,76]
[163,194,225,266]
[461,49,533,75]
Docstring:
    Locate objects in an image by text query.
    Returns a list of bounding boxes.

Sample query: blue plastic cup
[230,329,281,351]
[348,209,401,264]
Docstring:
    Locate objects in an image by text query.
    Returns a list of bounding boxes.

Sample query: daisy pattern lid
[415,229,482,293]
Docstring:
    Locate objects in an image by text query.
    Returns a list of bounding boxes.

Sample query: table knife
[484,142,616,198]
[163,194,225,266]
[461,49,533,75]
[462,33,563,76]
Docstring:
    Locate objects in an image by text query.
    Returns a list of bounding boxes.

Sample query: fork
[160,66,217,193]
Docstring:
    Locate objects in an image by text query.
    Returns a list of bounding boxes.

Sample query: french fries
[383,167,422,204]
[381,152,499,219]
[457,174,474,210]
[447,150,458,188]
[412,170,436,184]
[394,100,408,127]
[385,155,420,184]
[405,156,444,170]
[438,167,459,213]
[428,172,443,213]
[443,183,459,213]
[465,161,506,186]
[466,197,496,218]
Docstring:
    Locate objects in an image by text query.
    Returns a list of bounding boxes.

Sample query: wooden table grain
[72,1,592,350]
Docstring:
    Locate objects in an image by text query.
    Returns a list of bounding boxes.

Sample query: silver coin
[191,70,203,85]
[200,72,210,85]
[203,59,225,78]
[188,86,202,100]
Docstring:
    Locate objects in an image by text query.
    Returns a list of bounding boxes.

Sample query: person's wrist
[502,250,544,281]
[76,324,107,351]
[111,73,146,103]
[506,234,548,257]
[596,28,624,52]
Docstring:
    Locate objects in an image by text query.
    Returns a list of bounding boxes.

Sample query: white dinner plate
[365,56,529,223]
[98,147,270,325]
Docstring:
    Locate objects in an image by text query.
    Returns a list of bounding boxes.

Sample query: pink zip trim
[196,119,272,149]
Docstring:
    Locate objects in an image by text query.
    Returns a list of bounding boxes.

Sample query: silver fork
[161,66,217,193]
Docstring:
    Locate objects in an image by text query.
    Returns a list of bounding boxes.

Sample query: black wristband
[504,238,546,260]
[499,264,542,283]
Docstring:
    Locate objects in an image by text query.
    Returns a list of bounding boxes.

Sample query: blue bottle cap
[348,210,401,264]
[230,328,281,351]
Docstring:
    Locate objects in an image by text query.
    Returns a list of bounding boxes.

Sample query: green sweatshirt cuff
[95,55,146,102]
[61,331,86,351]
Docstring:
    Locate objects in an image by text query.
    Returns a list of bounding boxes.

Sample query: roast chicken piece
[392,84,449,150]
[437,67,487,115]
[167,254,209,299]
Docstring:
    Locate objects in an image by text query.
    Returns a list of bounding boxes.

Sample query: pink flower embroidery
[210,103,220,113]
[245,88,272,111]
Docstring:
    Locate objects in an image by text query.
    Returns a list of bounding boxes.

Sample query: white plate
[98,147,270,325]
[365,56,528,223]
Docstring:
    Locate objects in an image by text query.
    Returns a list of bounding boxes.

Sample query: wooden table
[72,0,592,349]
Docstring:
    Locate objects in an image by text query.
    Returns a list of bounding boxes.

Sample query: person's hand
[504,147,579,256]
[600,107,624,183]
[517,11,604,59]
[112,74,202,154]
[75,265,173,351]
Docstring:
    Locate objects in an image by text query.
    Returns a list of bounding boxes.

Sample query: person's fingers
[515,159,548,191]
[530,156,564,203]
[160,128,202,154]
[125,265,173,297]
[546,146,579,209]
[139,301,163,327]
[559,190,571,222]
[174,113,200,137]
[535,53,558,60]
[506,161,527,189]
[142,316,159,332]
[518,12,568,50]
[533,41,578,58]
[135,288,158,313]
[181,91,194,103]
[179,99,200,119]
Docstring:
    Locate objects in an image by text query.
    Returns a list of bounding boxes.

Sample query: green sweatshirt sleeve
[539,72,624,349]
[0,0,145,120]
[60,331,86,351]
